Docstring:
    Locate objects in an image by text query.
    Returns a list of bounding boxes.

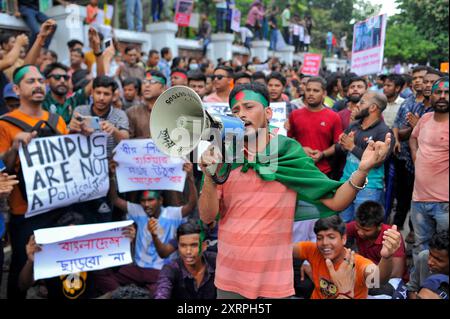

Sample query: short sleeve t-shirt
[127,202,183,270]
[411,113,449,202]
[0,109,68,215]
[288,107,343,174]
[298,241,374,299]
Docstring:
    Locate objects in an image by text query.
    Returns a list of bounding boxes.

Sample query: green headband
[141,190,161,200]
[432,79,449,93]
[230,90,270,109]
[145,73,166,85]
[13,65,40,85]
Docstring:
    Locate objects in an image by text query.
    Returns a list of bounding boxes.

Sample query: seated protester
[407,230,449,299]
[18,212,136,299]
[187,71,207,100]
[416,274,449,300]
[103,162,198,297]
[293,215,402,299]
[347,201,408,299]
[122,77,142,111]
[234,72,252,86]
[170,68,188,87]
[69,75,130,159]
[154,220,217,299]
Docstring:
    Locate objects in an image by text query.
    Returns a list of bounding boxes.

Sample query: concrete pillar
[251,40,270,62]
[45,4,85,64]
[209,33,234,64]
[275,45,295,66]
[147,22,179,57]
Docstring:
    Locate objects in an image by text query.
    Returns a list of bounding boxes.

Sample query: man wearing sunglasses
[204,66,234,103]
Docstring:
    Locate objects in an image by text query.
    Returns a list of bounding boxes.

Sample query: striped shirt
[215,168,297,298]
[73,105,129,158]
[127,202,183,270]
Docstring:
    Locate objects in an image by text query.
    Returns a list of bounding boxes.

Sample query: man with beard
[336,92,394,222]
[199,83,392,299]
[288,77,342,177]
[392,67,441,238]
[126,70,166,139]
[100,163,198,297]
[337,77,367,131]
[409,77,449,265]
[42,28,104,124]
[0,64,69,298]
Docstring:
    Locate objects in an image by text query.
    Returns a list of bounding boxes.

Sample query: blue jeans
[19,5,53,48]
[151,0,163,22]
[270,29,278,50]
[340,188,384,223]
[216,8,227,33]
[411,202,449,264]
[126,0,143,31]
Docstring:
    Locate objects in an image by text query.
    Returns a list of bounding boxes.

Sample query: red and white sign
[351,14,387,76]
[301,53,322,76]
[174,0,194,27]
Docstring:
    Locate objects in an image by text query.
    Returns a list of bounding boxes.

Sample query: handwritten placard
[203,103,231,116]
[33,220,133,280]
[19,133,109,218]
[269,102,287,136]
[113,139,186,193]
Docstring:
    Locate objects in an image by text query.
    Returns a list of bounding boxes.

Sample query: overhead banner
[34,220,133,280]
[174,0,194,27]
[301,53,322,76]
[113,139,186,193]
[351,13,387,76]
[18,133,109,218]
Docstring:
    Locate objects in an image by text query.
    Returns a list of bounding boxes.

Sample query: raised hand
[380,225,401,259]
[358,132,391,172]
[326,248,356,297]
[0,173,19,199]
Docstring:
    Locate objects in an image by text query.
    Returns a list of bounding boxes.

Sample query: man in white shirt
[383,74,405,129]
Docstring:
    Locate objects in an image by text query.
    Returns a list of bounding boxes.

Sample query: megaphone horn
[149,86,245,184]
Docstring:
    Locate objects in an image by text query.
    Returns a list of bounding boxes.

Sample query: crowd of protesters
[0,1,448,301]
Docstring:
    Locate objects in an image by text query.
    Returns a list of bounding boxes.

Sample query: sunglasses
[211,75,229,81]
[142,79,162,85]
[48,74,70,81]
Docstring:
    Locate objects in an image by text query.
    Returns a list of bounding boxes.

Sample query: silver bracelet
[348,171,368,191]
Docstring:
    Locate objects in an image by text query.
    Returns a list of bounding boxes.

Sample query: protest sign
[351,14,387,76]
[113,139,186,193]
[203,102,231,116]
[174,0,194,27]
[269,102,287,136]
[34,220,133,280]
[301,53,322,76]
[231,9,241,33]
[19,133,109,218]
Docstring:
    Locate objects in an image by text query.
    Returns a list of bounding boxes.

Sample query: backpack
[0,112,62,199]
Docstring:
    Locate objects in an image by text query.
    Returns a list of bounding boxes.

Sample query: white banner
[231,9,241,33]
[351,13,387,76]
[34,220,133,280]
[269,102,287,136]
[113,139,186,193]
[203,102,231,116]
[19,133,109,218]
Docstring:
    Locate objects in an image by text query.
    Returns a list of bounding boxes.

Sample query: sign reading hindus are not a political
[33,220,133,280]
[18,133,109,218]
[113,139,186,193]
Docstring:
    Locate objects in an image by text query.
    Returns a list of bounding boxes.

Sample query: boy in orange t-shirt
[293,215,402,299]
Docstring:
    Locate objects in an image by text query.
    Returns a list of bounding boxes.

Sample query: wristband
[348,171,368,191]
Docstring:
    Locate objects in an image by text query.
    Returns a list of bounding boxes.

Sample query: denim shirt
[154,251,217,299]
[393,95,433,173]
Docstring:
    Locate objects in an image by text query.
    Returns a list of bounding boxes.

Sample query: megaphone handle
[211,163,232,185]
[206,163,218,177]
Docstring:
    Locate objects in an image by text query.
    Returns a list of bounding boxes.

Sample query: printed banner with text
[19,133,109,218]
[301,54,322,76]
[174,0,194,27]
[34,220,133,280]
[113,139,186,193]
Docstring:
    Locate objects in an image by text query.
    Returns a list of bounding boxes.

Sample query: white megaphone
[150,86,245,184]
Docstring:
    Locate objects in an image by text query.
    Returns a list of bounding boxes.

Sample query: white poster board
[34,220,133,280]
[269,102,287,136]
[203,102,231,116]
[19,134,109,218]
[113,139,186,193]
[351,14,387,76]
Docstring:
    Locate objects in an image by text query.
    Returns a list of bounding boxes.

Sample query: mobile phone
[81,116,101,130]
[0,159,6,172]
[104,38,112,49]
